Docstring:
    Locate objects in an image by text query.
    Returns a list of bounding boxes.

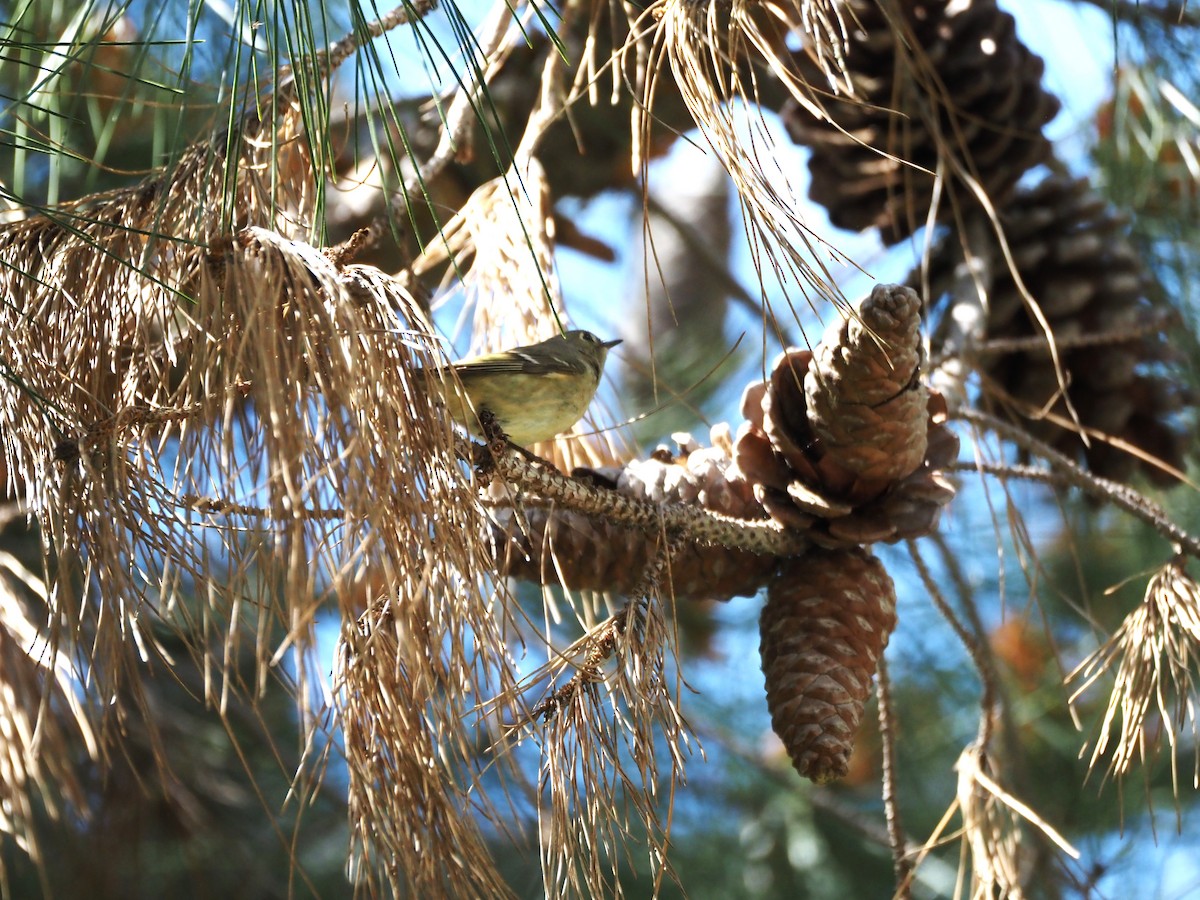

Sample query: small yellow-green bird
[433,329,621,446]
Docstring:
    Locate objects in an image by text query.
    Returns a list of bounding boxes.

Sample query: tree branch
[954,409,1200,558]
[488,441,809,557]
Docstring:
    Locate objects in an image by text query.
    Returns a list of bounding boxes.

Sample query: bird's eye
[584,332,598,343]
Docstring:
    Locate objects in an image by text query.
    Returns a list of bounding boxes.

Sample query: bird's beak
[602,338,623,349]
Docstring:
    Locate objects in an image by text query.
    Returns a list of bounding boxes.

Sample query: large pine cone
[734,285,958,547]
[782,0,1059,243]
[761,548,897,782]
[921,174,1192,484]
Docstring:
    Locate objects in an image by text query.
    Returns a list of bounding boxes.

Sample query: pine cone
[921,174,1192,484]
[761,548,897,782]
[805,282,929,490]
[494,506,778,602]
[609,425,764,520]
[782,0,1059,243]
[734,285,958,547]
[493,425,778,601]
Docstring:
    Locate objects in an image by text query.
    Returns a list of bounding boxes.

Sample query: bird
[431,329,621,446]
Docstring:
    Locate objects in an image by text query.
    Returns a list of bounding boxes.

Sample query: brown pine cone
[782,0,1059,243]
[761,548,897,782]
[734,285,958,548]
[805,282,929,491]
[493,506,778,602]
[921,174,1192,484]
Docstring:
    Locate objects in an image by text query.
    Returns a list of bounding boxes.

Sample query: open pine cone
[734,285,958,547]
[782,0,1059,243]
[921,174,1192,484]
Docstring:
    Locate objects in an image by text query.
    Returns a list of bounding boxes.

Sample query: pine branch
[953,411,1200,558]
[485,434,809,557]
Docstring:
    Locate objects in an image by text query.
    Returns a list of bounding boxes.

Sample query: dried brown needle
[0,98,313,718]
[641,0,854,316]
[1069,556,1200,803]
[952,741,1079,900]
[488,539,691,900]
[0,549,95,875]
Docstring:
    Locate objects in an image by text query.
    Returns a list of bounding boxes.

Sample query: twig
[488,441,808,557]
[56,383,254,461]
[907,538,1001,750]
[318,2,442,75]
[909,532,1024,769]
[953,409,1200,559]
[324,227,375,267]
[876,656,912,897]
[1073,0,1200,27]
[329,1,515,261]
[948,460,1079,491]
[521,533,677,724]
[529,605,633,722]
[177,494,346,521]
[473,405,807,556]
[956,308,1179,360]
[933,528,1027,773]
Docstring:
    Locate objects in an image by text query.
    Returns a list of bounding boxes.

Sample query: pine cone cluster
[923,174,1192,484]
[734,284,958,547]
[761,548,898,782]
[782,0,1059,243]
[493,425,777,601]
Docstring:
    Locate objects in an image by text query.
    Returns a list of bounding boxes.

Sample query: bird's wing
[452,350,549,377]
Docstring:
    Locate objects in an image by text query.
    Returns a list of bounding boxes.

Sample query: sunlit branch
[328,1,518,260]
[948,416,1200,558]
[486,436,809,557]
[876,656,913,896]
